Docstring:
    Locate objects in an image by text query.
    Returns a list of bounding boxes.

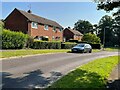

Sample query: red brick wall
[63,28,83,41]
[29,23,63,41]
[5,9,28,34]
[63,29,74,41]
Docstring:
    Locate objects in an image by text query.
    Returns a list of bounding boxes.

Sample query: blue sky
[1,2,114,28]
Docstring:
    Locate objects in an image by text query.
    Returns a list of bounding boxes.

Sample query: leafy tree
[97,15,114,47]
[93,24,99,35]
[94,0,120,11]
[74,20,93,34]
[82,33,101,44]
[112,15,120,46]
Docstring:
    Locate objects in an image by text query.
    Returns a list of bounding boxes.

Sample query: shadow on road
[1,70,62,90]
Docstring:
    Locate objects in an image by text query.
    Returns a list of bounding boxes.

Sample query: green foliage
[112,15,120,46]
[94,0,120,11]
[2,29,29,49]
[97,15,114,46]
[74,20,93,34]
[61,43,77,49]
[51,56,119,88]
[82,33,101,44]
[30,41,61,49]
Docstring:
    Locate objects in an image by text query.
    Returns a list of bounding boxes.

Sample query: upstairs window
[44,25,49,30]
[53,26,56,32]
[31,22,38,29]
[59,28,63,32]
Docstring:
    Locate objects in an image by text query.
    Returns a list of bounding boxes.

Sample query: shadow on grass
[1,70,62,90]
[50,69,107,88]
[107,79,120,90]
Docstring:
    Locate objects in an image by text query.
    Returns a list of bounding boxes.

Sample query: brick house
[63,28,83,42]
[4,8,63,41]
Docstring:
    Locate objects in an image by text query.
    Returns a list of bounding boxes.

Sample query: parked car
[71,43,92,53]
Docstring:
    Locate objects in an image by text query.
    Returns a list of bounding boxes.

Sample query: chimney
[68,27,71,29]
[27,10,32,13]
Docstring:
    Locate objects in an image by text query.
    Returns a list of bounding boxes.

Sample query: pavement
[107,63,120,90]
[0,51,118,89]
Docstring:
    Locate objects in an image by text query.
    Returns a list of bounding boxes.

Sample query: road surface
[0,51,118,89]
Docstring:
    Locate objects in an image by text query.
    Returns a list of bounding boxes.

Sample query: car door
[85,44,90,52]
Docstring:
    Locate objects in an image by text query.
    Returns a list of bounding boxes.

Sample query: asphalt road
[0,51,118,89]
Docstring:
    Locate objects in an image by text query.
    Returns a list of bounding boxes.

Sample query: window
[59,28,63,32]
[52,36,55,40]
[53,26,56,32]
[31,22,38,29]
[44,25,49,30]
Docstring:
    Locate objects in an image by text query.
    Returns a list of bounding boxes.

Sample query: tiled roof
[66,28,83,36]
[16,8,63,28]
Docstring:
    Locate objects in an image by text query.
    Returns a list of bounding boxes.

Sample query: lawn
[104,47,120,52]
[0,49,100,58]
[50,56,119,88]
[0,49,70,58]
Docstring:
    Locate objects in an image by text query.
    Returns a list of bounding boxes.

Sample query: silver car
[71,43,92,53]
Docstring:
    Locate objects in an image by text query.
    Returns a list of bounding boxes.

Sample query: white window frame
[59,28,63,32]
[53,26,56,32]
[31,22,38,29]
[44,25,49,30]
[52,36,55,40]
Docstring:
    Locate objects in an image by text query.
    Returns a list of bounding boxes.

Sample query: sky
[1,2,115,28]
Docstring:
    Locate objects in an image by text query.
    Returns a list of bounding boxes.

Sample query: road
[0,51,118,89]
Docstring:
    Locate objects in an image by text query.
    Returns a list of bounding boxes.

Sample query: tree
[74,20,93,34]
[112,14,120,46]
[94,0,120,11]
[97,15,114,47]
[82,33,101,44]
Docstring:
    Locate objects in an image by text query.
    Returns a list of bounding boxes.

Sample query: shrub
[82,33,101,44]
[68,40,79,43]
[2,29,29,49]
[61,43,77,49]
[26,36,34,48]
[30,41,61,49]
[89,43,101,49]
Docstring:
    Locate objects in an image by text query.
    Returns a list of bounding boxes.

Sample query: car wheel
[89,49,92,53]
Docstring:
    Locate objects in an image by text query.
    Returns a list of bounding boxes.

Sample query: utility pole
[103,26,109,50]
[103,28,105,50]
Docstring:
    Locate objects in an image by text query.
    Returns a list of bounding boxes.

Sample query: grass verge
[104,47,120,51]
[0,49,100,58]
[0,49,70,58]
[50,56,119,88]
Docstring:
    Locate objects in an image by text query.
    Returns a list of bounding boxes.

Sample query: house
[63,27,83,42]
[4,8,63,41]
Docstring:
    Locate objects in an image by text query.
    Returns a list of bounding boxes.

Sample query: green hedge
[30,41,61,49]
[2,29,29,49]
[61,43,77,49]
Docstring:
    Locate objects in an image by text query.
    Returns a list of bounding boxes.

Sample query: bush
[26,36,34,48]
[2,29,29,49]
[82,33,101,44]
[61,43,77,49]
[68,40,79,43]
[30,41,61,49]
[89,43,101,49]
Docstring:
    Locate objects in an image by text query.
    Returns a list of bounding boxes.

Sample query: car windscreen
[76,44,85,47]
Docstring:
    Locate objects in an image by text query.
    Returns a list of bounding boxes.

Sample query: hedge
[61,43,77,49]
[30,41,61,49]
[90,43,101,49]
[2,29,29,49]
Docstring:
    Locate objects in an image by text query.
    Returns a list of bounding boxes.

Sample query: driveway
[0,51,118,89]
